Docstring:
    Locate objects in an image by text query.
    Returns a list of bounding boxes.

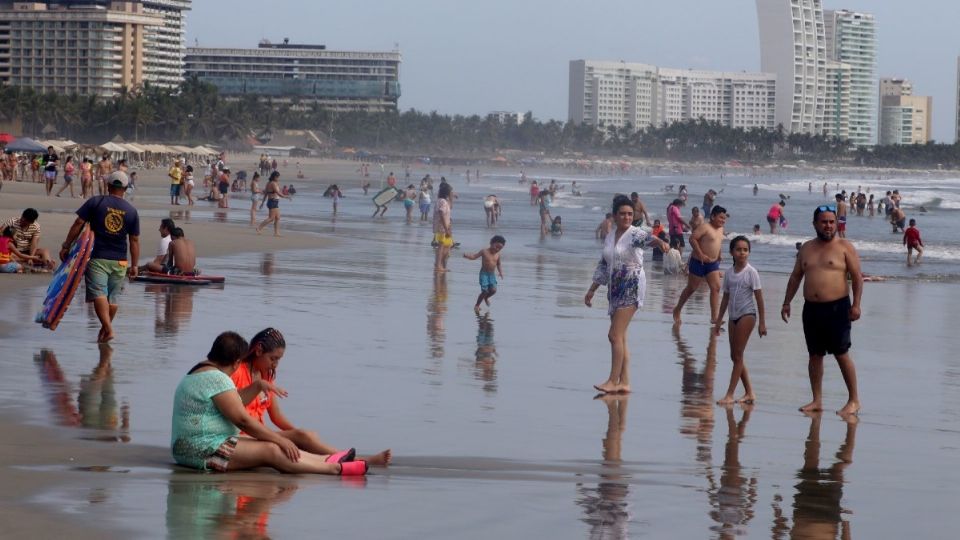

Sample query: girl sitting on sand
[171,331,368,475]
[713,236,767,405]
[231,328,391,466]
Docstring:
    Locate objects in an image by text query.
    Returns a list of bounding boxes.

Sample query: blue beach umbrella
[5,137,49,153]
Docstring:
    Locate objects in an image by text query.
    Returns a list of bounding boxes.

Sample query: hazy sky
[189,0,960,142]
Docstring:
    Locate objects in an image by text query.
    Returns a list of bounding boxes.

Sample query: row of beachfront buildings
[569,1,943,146]
[0,0,401,113]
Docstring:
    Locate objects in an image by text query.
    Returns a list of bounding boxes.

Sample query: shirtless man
[629,192,650,227]
[889,206,906,233]
[688,207,703,232]
[595,213,613,240]
[165,227,197,275]
[835,193,848,238]
[781,205,862,416]
[673,206,727,324]
[96,153,113,196]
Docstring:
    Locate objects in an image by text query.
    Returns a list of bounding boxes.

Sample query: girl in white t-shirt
[714,236,766,404]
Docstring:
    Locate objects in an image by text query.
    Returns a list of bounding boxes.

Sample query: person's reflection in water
[78,344,130,442]
[674,326,718,455]
[790,413,858,539]
[474,313,498,393]
[148,283,196,338]
[169,209,191,224]
[213,210,228,223]
[34,347,130,441]
[577,394,631,539]
[165,476,299,539]
[710,405,758,538]
[34,349,81,427]
[425,273,448,367]
[260,252,275,276]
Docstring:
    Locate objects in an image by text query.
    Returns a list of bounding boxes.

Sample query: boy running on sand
[714,236,767,404]
[903,218,923,266]
[463,235,505,314]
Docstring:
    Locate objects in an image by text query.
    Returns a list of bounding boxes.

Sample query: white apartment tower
[141,0,191,89]
[568,60,776,131]
[755,0,827,134]
[825,10,878,146]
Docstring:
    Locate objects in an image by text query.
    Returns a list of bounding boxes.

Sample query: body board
[372,187,399,207]
[134,272,218,286]
[36,229,95,330]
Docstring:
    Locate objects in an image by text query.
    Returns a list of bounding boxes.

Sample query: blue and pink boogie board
[35,229,94,330]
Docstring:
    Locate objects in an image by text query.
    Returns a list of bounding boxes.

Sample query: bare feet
[737,394,756,404]
[97,328,114,344]
[255,227,262,235]
[273,234,282,237]
[837,400,860,416]
[672,306,682,324]
[716,395,736,405]
[474,305,481,315]
[799,400,822,413]
[593,382,630,394]
[484,298,491,306]
[361,449,392,467]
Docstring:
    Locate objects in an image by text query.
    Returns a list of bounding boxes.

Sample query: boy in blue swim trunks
[673,206,727,325]
[463,235,505,314]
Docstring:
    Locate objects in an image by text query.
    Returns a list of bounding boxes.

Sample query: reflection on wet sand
[425,274,448,366]
[213,210,228,223]
[576,394,631,539]
[710,405,758,538]
[788,414,858,540]
[473,313,498,393]
[165,476,299,539]
[168,209,192,224]
[674,325,717,450]
[146,283,196,338]
[34,347,130,442]
[260,252,275,276]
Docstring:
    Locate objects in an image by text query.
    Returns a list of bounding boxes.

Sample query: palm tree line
[2,78,958,168]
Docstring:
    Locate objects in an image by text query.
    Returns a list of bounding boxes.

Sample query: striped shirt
[3,217,40,254]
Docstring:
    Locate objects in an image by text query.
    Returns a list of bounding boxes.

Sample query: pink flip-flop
[339,460,368,476]
[325,448,356,464]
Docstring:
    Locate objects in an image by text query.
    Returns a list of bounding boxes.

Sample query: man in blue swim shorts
[673,206,727,325]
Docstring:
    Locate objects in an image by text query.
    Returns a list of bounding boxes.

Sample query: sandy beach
[1,157,959,538]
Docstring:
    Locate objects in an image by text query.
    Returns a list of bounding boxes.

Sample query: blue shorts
[688,257,720,278]
[0,261,21,273]
[420,202,431,214]
[85,258,127,304]
[479,271,498,292]
[170,184,181,196]
[404,199,415,209]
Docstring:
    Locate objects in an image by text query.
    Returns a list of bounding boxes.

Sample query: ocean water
[2,167,960,538]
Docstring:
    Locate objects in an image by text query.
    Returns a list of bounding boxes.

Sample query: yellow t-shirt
[168,166,182,185]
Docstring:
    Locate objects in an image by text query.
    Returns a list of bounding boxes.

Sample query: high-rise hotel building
[0,1,164,97]
[568,60,776,131]
[755,0,827,134]
[0,1,190,96]
[141,0,191,89]
[879,78,932,145]
[824,9,878,146]
[185,40,401,113]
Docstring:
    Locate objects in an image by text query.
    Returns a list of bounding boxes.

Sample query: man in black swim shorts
[781,205,863,416]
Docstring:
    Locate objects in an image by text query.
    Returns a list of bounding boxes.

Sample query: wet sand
[1,159,959,538]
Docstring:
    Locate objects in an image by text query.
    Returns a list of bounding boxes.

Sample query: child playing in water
[550,216,563,235]
[903,218,923,266]
[231,328,392,467]
[713,236,766,405]
[463,235,505,314]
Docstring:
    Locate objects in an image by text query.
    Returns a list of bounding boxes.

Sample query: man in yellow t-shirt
[168,160,183,205]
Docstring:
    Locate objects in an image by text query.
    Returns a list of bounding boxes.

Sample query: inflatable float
[36,229,94,330]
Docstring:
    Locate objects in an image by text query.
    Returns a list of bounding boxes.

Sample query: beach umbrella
[5,137,48,153]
